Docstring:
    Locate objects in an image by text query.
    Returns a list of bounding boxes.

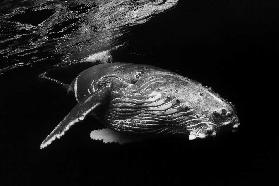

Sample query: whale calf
[40,63,239,149]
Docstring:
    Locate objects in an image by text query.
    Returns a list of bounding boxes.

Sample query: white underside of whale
[90,128,145,144]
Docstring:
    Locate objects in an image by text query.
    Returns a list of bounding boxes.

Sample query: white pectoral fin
[90,128,145,144]
[40,96,100,149]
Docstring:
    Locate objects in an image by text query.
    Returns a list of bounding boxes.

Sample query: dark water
[1,1,277,186]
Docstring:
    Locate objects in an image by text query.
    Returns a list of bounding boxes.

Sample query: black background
[0,1,277,186]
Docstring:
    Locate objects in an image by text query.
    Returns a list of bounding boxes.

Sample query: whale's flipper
[90,128,148,144]
[40,96,101,149]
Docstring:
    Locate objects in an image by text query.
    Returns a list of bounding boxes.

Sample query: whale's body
[0,0,179,74]
[40,63,239,148]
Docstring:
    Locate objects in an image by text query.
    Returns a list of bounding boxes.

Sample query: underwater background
[0,0,277,185]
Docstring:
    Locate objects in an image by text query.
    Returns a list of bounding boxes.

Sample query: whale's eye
[134,71,144,79]
[130,71,143,84]
[174,99,180,106]
[134,71,143,79]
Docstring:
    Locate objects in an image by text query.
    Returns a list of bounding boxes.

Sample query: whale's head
[177,81,240,139]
